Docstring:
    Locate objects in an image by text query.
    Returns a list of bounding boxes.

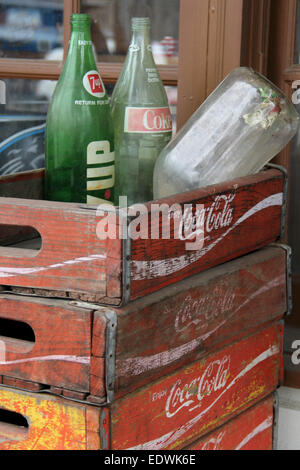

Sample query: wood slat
[184,394,275,450]
[0,323,281,450]
[0,385,107,450]
[0,244,287,400]
[0,168,285,305]
[129,169,285,300]
[109,322,282,450]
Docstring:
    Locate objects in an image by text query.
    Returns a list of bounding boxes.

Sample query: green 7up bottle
[45,13,115,205]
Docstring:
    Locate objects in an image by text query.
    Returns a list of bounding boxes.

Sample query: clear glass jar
[153,67,300,199]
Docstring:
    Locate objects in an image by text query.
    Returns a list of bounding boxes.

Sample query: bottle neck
[63,23,95,74]
[129,27,151,52]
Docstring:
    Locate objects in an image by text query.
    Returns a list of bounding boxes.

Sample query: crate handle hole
[0,318,35,353]
[0,408,29,441]
[0,224,42,258]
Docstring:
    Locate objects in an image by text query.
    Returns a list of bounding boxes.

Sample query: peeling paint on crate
[110,324,281,450]
[127,345,278,450]
[235,415,273,450]
[0,355,90,366]
[0,387,87,450]
[185,396,274,450]
[131,193,283,281]
[0,254,107,279]
[116,274,285,378]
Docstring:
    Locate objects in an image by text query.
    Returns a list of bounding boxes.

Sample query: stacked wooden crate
[0,165,290,450]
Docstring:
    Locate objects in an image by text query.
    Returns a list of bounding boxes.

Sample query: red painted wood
[130,169,284,300]
[0,169,44,188]
[0,169,284,305]
[110,323,282,450]
[0,385,108,450]
[0,295,95,392]
[0,169,44,246]
[0,322,281,450]
[0,198,120,303]
[114,245,287,398]
[0,246,287,399]
[184,395,275,450]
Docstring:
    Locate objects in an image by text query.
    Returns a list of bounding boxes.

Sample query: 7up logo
[83,70,105,98]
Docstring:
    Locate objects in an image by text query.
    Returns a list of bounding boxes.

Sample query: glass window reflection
[0,0,64,60]
[82,0,180,65]
[0,78,56,175]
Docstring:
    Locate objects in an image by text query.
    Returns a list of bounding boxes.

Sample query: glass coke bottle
[110,17,172,206]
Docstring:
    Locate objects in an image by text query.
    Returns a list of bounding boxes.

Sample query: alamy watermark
[0,80,5,105]
[291,81,300,105]
[96,196,205,251]
[95,193,235,251]
[291,340,300,365]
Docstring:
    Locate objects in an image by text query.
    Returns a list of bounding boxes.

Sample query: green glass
[45,13,115,205]
[110,17,172,206]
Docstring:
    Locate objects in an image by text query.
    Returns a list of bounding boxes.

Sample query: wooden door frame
[268,0,298,174]
[176,0,244,130]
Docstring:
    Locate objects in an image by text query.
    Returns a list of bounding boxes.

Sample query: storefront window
[81,0,180,65]
[0,0,64,60]
[0,77,56,175]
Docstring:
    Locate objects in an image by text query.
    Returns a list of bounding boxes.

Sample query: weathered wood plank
[0,323,281,450]
[0,245,287,400]
[183,394,275,450]
[0,169,44,200]
[0,295,96,392]
[130,169,285,300]
[0,198,116,300]
[110,323,282,450]
[0,168,285,305]
[113,245,287,398]
[0,385,104,450]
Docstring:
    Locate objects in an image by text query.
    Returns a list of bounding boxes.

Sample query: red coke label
[124,107,172,133]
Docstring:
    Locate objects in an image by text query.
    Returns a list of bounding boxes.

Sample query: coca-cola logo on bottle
[124,107,172,133]
[83,70,105,98]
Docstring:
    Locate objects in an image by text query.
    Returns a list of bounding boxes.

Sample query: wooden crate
[0,385,107,450]
[183,394,276,450]
[0,322,282,450]
[0,244,288,403]
[0,166,287,306]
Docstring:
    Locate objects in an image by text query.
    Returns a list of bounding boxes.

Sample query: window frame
[0,0,245,130]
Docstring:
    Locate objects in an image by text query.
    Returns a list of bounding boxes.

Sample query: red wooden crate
[109,322,283,450]
[0,384,107,450]
[184,394,276,450]
[0,244,288,402]
[0,167,287,305]
[0,323,282,450]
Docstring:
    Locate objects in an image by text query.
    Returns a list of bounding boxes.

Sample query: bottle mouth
[71,13,91,25]
[131,17,151,30]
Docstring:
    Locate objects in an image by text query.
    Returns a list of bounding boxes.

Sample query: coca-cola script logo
[165,355,230,418]
[178,193,235,242]
[200,431,226,450]
[173,288,236,333]
[83,70,105,98]
[124,107,172,133]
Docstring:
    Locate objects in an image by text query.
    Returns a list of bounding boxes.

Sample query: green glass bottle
[110,17,172,206]
[45,13,115,205]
